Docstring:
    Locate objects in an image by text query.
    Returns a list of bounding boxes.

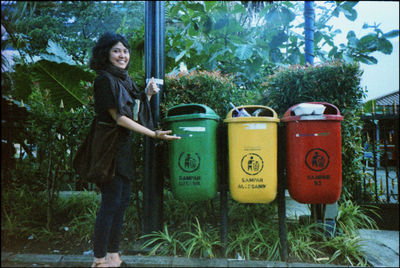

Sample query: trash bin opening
[232,107,274,117]
[289,103,338,116]
[168,105,207,116]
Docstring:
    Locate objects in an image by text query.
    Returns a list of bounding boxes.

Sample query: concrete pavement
[357,229,399,267]
[1,252,349,267]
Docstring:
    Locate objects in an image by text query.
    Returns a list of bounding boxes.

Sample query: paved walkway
[1,252,348,267]
[357,229,399,267]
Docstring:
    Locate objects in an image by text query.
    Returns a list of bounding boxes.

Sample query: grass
[1,186,380,266]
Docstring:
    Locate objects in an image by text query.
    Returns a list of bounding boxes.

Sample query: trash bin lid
[223,105,280,123]
[164,103,220,122]
[281,102,344,122]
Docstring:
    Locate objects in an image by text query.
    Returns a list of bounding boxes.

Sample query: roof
[375,91,399,106]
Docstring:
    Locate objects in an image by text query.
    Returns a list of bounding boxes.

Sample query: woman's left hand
[146,77,160,98]
[155,130,181,140]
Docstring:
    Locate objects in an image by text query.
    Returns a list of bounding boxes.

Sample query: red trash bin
[281,102,344,204]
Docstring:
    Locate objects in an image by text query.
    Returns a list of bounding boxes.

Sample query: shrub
[263,61,366,199]
[163,70,262,119]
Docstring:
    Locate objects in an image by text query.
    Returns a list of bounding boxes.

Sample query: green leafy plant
[140,224,185,256]
[55,191,100,243]
[227,218,280,261]
[336,200,379,236]
[2,184,381,266]
[183,217,221,258]
[318,199,378,265]
[1,185,48,242]
[31,59,95,109]
[162,68,262,180]
[287,222,325,262]
[226,225,255,260]
[323,235,367,266]
[163,70,261,120]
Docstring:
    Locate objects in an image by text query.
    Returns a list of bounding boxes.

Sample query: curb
[2,252,349,267]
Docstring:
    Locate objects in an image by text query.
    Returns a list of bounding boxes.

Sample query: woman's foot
[106,252,124,267]
[91,257,108,267]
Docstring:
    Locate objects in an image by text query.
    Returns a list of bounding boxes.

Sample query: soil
[2,235,140,257]
[2,236,91,255]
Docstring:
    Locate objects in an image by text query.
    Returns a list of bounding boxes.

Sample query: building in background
[362,90,399,167]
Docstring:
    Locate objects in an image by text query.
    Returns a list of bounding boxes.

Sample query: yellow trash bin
[224,105,280,203]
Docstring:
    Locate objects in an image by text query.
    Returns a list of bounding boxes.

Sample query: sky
[325,1,399,101]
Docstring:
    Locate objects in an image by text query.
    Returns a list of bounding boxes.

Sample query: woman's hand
[155,130,181,140]
[108,109,180,141]
[146,77,159,100]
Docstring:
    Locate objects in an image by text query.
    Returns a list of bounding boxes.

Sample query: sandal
[91,260,109,267]
[108,260,127,267]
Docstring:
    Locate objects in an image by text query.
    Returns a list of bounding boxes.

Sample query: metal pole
[143,1,165,235]
[304,1,315,65]
[219,125,228,257]
[278,125,287,261]
[382,123,390,202]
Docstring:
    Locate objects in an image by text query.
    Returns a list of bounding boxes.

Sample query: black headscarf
[97,65,154,130]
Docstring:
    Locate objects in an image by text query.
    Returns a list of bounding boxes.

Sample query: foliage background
[1,1,391,265]
[2,0,395,235]
[264,61,366,199]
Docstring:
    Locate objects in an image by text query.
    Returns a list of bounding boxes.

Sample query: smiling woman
[86,32,180,268]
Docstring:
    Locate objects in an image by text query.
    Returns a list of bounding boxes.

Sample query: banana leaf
[32,59,95,109]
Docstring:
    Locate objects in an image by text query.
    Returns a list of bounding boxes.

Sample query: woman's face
[109,41,130,69]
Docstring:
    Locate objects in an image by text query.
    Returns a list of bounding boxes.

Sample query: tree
[1,1,147,109]
[2,1,399,98]
[1,1,144,65]
[164,1,399,89]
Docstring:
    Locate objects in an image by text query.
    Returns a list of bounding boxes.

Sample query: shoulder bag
[73,118,119,185]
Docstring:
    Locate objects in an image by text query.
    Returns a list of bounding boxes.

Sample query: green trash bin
[163,104,220,201]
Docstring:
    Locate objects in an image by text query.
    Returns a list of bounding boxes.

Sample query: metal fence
[359,113,399,205]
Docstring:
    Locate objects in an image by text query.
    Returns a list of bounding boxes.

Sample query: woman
[89,32,180,267]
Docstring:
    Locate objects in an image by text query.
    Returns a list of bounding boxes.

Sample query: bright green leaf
[203,16,212,34]
[269,48,282,63]
[204,1,217,12]
[377,38,393,54]
[235,45,252,60]
[175,50,186,62]
[358,34,378,51]
[358,55,378,65]
[269,31,288,49]
[214,17,228,30]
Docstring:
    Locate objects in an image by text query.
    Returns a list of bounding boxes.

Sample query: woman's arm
[108,108,180,140]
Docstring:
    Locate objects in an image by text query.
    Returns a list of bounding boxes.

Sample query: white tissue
[293,103,326,116]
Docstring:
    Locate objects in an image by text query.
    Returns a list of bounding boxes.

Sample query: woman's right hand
[146,77,160,100]
[155,130,181,140]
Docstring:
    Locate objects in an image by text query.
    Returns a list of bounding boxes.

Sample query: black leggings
[93,176,131,258]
